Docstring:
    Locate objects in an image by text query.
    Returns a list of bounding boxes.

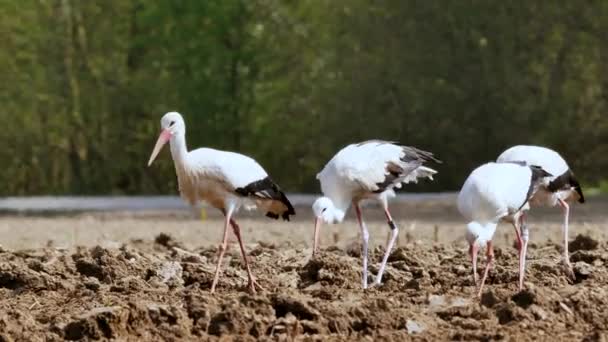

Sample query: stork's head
[160,111,185,135]
[313,197,341,223]
[465,222,494,249]
[311,196,345,257]
[148,112,186,166]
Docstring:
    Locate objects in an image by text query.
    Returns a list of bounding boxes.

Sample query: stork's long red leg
[354,202,369,289]
[469,244,479,287]
[229,218,262,293]
[558,199,575,280]
[211,212,231,293]
[477,241,494,297]
[374,203,399,286]
[519,213,529,290]
[513,216,527,291]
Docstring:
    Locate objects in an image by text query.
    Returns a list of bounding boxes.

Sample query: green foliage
[0,0,606,195]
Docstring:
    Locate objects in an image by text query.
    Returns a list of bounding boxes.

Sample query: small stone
[530,305,548,320]
[172,247,204,263]
[406,319,425,334]
[83,277,101,291]
[303,281,323,292]
[147,261,184,288]
[159,261,183,284]
[573,262,593,278]
[451,317,482,330]
[428,295,446,310]
[450,297,470,308]
[300,320,323,335]
[454,265,467,276]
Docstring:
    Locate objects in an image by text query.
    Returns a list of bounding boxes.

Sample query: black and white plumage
[497,145,584,279]
[458,162,552,296]
[147,112,295,293]
[312,140,440,289]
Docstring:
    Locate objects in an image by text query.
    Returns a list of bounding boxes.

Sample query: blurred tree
[0,0,606,195]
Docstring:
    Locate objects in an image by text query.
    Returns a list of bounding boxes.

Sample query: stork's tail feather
[399,145,442,164]
[266,190,296,221]
[235,176,296,221]
[569,175,585,204]
[547,169,585,204]
[400,166,438,184]
[414,166,438,180]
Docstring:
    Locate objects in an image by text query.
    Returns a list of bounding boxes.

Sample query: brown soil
[1,233,607,341]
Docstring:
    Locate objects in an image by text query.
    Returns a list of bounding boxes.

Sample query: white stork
[312,140,440,289]
[497,145,584,279]
[458,162,552,296]
[147,112,295,293]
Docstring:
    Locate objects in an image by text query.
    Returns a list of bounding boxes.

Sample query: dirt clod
[154,233,182,249]
[512,289,537,309]
[570,234,599,252]
[481,290,499,308]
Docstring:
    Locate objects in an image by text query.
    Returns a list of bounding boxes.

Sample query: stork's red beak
[148,129,172,166]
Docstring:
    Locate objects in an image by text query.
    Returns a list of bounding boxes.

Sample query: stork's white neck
[169,132,188,169]
[329,196,351,222]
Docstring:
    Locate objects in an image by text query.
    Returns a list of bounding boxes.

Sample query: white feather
[185,148,268,188]
[458,162,536,245]
[497,145,577,206]
[497,145,569,179]
[315,141,438,220]
[458,162,532,223]
[317,141,437,211]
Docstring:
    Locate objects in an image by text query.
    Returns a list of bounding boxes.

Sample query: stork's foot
[562,259,576,281]
[247,277,265,294]
[371,278,384,288]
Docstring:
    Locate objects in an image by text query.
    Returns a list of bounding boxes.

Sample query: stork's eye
[322,208,327,213]
[169,121,176,126]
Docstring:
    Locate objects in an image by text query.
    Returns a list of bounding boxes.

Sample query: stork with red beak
[312,140,440,289]
[148,112,295,293]
[458,162,552,296]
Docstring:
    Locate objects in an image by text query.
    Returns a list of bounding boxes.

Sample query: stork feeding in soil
[312,140,441,289]
[497,145,585,280]
[147,112,295,293]
[458,162,552,296]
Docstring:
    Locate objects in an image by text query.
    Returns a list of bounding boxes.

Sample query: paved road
[0,193,458,213]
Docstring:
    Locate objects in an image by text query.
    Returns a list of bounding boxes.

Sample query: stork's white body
[458,162,550,295]
[458,162,533,231]
[313,140,440,288]
[317,141,438,213]
[173,146,277,213]
[497,145,578,206]
[497,144,584,280]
